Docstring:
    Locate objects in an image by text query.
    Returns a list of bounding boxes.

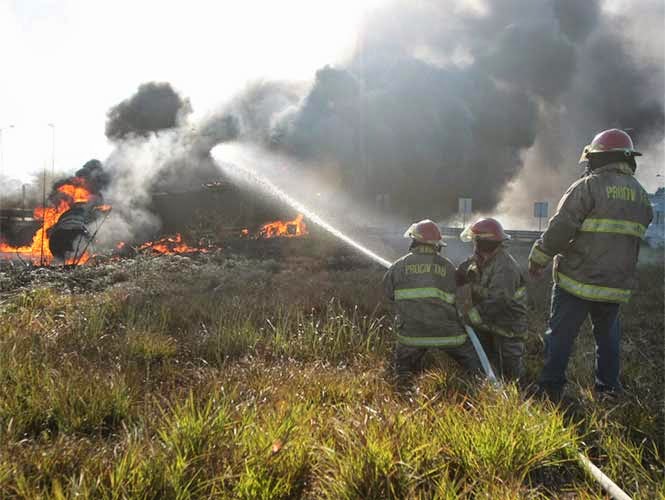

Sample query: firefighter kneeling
[383,219,482,385]
[456,218,528,381]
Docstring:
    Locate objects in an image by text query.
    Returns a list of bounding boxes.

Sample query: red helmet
[404,219,445,246]
[579,128,641,163]
[460,218,510,242]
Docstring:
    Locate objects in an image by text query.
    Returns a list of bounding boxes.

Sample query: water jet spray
[212,142,633,500]
[212,143,392,269]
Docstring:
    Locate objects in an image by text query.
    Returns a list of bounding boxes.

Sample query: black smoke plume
[105,82,191,141]
[215,0,664,219]
[104,0,664,229]
[48,159,110,213]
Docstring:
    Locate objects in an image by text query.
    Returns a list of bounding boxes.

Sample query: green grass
[0,255,662,498]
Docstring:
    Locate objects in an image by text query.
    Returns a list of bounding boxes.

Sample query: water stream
[212,143,393,269]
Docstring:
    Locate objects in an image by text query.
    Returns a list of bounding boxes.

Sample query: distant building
[645,187,665,247]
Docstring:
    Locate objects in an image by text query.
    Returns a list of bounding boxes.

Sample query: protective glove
[466,262,480,282]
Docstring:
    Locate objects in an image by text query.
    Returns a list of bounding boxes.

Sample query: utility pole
[48,123,55,177]
[40,163,47,267]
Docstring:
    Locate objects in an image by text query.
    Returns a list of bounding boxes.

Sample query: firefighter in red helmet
[383,219,482,386]
[456,218,528,381]
[528,129,653,402]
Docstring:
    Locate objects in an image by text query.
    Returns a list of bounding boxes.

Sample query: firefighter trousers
[394,340,483,382]
[538,285,621,397]
[479,333,525,382]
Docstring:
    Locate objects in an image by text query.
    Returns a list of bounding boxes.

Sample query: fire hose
[212,149,632,499]
[376,258,632,500]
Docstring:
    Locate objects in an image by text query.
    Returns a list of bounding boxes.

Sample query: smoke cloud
[105,82,192,141]
[97,0,663,242]
[207,0,663,222]
[52,159,110,198]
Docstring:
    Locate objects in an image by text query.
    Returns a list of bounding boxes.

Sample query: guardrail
[440,226,542,240]
[0,208,35,221]
[368,225,543,242]
[504,229,543,241]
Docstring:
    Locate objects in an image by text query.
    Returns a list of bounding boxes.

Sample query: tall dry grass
[0,254,661,498]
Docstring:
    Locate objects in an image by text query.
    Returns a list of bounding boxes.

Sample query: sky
[0,0,381,183]
[0,0,662,197]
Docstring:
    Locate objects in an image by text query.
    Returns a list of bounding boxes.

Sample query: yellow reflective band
[529,245,552,266]
[467,306,482,326]
[513,286,527,300]
[397,333,467,347]
[395,287,456,305]
[580,218,646,238]
[467,314,523,338]
[557,272,632,304]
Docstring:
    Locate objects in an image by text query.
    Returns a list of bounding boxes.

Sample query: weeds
[0,256,661,497]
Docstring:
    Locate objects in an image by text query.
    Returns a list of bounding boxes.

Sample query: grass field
[0,248,662,498]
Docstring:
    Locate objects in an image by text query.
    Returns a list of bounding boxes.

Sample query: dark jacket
[529,162,653,303]
[383,245,466,347]
[457,247,528,338]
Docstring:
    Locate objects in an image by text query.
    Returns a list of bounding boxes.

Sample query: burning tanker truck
[0,159,111,265]
[47,199,109,264]
[37,160,111,265]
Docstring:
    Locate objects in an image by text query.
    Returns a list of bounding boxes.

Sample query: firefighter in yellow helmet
[528,129,653,402]
[383,219,483,386]
[456,218,528,381]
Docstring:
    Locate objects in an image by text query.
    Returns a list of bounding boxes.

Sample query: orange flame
[257,214,308,239]
[137,233,210,255]
[0,177,101,265]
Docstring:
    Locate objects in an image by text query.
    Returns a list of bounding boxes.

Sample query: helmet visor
[578,145,591,164]
[460,225,474,242]
[403,223,417,239]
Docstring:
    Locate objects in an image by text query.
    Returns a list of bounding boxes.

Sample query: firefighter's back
[389,246,462,339]
[557,163,653,298]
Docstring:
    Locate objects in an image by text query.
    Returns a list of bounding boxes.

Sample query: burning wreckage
[0,160,112,265]
[0,160,317,269]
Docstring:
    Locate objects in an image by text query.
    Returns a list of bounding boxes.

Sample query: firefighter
[528,129,653,402]
[456,218,528,381]
[383,219,482,385]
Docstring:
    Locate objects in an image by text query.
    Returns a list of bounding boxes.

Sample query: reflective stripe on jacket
[458,248,528,338]
[528,162,653,303]
[383,245,466,347]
